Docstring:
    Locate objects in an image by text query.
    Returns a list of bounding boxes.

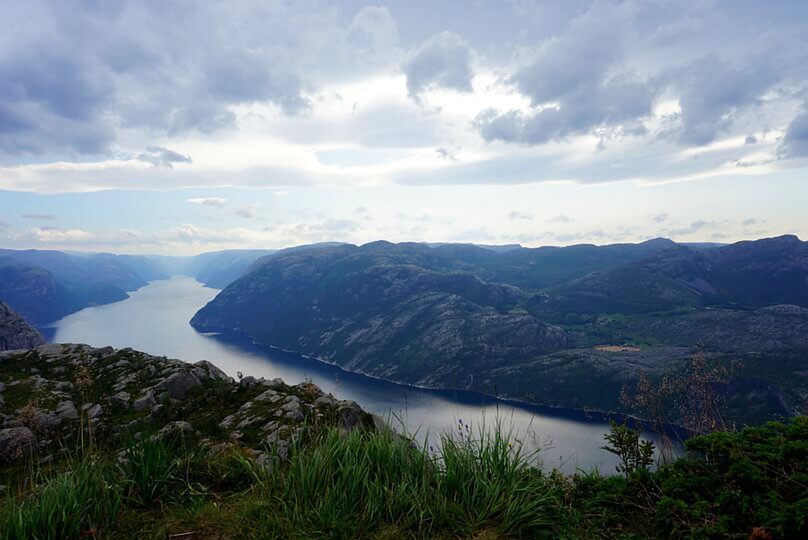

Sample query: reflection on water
[45,276,680,473]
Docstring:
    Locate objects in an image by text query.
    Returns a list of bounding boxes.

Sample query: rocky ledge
[0,343,374,466]
[0,302,45,352]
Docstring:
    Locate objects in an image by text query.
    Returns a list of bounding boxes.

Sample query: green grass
[0,460,122,540]
[1,418,807,538]
[118,435,180,507]
[252,425,559,538]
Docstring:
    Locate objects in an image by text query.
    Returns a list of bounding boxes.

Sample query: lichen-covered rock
[133,390,156,412]
[156,371,200,400]
[0,343,376,470]
[0,426,38,463]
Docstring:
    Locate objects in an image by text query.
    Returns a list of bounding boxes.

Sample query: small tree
[621,350,738,437]
[601,421,655,475]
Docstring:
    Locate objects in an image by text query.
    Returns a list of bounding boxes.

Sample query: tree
[601,421,655,475]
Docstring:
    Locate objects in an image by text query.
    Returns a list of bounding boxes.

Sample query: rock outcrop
[0,343,374,465]
[0,301,45,351]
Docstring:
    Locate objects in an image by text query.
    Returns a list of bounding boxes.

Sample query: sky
[0,0,807,255]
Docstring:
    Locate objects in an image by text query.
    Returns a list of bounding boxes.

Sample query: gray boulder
[110,391,130,408]
[156,371,201,400]
[55,400,78,420]
[0,427,38,463]
[133,389,157,412]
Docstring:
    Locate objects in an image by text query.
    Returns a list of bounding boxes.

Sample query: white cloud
[507,210,533,221]
[187,197,227,208]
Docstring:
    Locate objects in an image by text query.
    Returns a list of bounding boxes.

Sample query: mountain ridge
[191,235,808,425]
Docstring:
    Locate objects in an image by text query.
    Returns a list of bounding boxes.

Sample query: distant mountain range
[192,235,808,425]
[0,248,278,324]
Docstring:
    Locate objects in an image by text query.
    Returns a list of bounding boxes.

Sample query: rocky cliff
[0,344,372,465]
[0,301,45,351]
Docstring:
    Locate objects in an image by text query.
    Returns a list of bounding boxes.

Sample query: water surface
[46,276,675,473]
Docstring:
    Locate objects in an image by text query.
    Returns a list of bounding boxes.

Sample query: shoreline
[199,325,689,438]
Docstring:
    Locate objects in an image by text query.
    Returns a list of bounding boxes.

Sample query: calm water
[45,276,675,473]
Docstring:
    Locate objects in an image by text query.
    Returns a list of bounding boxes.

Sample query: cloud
[507,210,533,221]
[745,135,758,144]
[475,1,658,145]
[21,227,94,242]
[304,218,360,234]
[136,146,192,168]
[348,6,400,66]
[742,218,757,227]
[435,147,457,161]
[547,214,572,224]
[0,1,405,162]
[651,213,670,223]
[233,206,258,219]
[404,31,474,101]
[665,55,780,146]
[0,219,9,229]
[187,197,226,208]
[21,213,57,221]
[666,219,726,237]
[777,109,808,159]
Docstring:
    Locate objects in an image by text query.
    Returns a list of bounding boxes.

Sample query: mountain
[192,242,567,385]
[0,301,45,350]
[0,249,167,324]
[528,235,808,320]
[178,249,277,288]
[191,236,808,424]
[191,239,679,388]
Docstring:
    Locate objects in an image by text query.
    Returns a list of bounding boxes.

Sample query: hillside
[192,242,568,386]
[0,302,44,351]
[0,343,806,538]
[529,235,808,319]
[0,250,167,324]
[192,236,808,425]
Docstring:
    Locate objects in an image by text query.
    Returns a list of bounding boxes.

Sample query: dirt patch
[595,345,641,353]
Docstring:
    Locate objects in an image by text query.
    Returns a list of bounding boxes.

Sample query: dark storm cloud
[404,31,474,101]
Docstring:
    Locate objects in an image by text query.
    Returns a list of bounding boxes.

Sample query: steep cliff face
[0,302,45,351]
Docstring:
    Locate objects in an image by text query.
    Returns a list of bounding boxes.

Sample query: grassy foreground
[2,417,807,539]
